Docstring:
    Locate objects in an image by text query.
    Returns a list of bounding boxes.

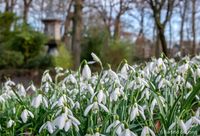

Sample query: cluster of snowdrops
[0,53,200,136]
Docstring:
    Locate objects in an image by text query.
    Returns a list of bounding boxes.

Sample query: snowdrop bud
[91,52,102,66]
[82,64,92,79]
[7,119,15,128]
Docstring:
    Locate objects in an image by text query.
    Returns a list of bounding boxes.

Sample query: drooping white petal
[84,103,94,116]
[54,114,67,129]
[97,90,105,103]
[31,94,42,108]
[99,103,109,113]
[179,120,188,134]
[64,120,72,132]
[7,119,15,128]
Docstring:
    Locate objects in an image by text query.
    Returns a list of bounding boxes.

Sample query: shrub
[101,40,134,69]
[81,27,107,61]
[0,50,24,69]
[9,25,47,63]
[24,54,53,69]
[52,45,72,68]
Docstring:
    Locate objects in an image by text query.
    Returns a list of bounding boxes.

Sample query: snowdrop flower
[140,88,150,100]
[120,63,129,79]
[55,67,63,73]
[26,83,37,92]
[129,103,146,121]
[178,63,189,75]
[64,116,80,132]
[53,113,80,132]
[84,102,109,116]
[141,126,156,136]
[17,84,26,97]
[86,132,105,136]
[82,64,92,79]
[87,84,94,95]
[150,96,165,114]
[0,96,5,103]
[7,119,15,128]
[97,90,106,104]
[110,87,124,102]
[5,80,15,87]
[31,94,48,108]
[68,74,77,84]
[108,69,120,83]
[91,52,102,66]
[196,108,200,117]
[119,128,137,136]
[39,121,55,134]
[21,109,34,123]
[54,113,67,129]
[186,82,192,89]
[42,70,52,83]
[106,120,124,135]
[73,101,80,109]
[179,120,189,134]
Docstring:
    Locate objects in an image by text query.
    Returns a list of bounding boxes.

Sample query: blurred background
[0,0,200,84]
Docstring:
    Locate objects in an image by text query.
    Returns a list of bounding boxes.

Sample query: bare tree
[4,0,17,12]
[146,0,176,57]
[88,0,133,40]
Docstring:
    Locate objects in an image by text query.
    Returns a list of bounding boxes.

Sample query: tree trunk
[23,0,32,24]
[5,0,15,12]
[192,0,196,56]
[155,20,168,57]
[179,0,187,56]
[63,0,73,51]
[71,0,83,69]
[158,27,168,57]
[113,15,121,40]
[23,5,29,23]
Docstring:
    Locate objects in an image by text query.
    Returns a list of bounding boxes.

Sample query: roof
[42,18,62,23]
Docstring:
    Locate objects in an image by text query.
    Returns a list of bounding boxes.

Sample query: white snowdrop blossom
[110,87,124,102]
[39,121,55,134]
[21,109,34,123]
[129,103,146,121]
[119,128,137,136]
[53,113,80,132]
[31,94,48,108]
[7,119,15,128]
[106,120,124,135]
[17,84,26,97]
[82,64,92,79]
[84,102,109,116]
[141,126,156,136]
